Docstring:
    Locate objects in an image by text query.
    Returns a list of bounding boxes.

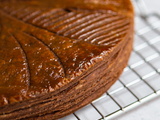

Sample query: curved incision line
[0,8,129,78]
[0,9,120,41]
[0,9,58,34]
[31,9,63,24]
[0,8,67,78]
[11,34,31,87]
[24,32,66,77]
[81,18,127,41]
[1,8,129,46]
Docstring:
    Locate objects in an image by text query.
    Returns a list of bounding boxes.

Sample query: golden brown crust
[0,0,133,119]
[0,0,133,16]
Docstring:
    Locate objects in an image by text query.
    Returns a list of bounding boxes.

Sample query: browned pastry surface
[0,0,134,119]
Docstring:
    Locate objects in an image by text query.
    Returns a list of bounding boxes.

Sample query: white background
[144,0,160,13]
[114,0,160,120]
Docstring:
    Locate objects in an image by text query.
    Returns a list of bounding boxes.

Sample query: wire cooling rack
[60,1,160,120]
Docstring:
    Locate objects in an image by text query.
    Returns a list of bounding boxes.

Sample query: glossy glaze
[0,0,133,106]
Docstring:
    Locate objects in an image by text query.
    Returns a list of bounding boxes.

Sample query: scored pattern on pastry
[1,6,130,46]
[0,0,133,119]
[0,2,131,108]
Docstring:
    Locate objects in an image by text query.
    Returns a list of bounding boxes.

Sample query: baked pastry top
[0,0,133,119]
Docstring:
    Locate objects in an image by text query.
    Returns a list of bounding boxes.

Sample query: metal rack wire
[60,1,160,120]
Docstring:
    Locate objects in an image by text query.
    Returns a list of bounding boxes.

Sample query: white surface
[115,0,160,120]
[143,0,160,13]
[113,96,160,120]
[133,0,160,15]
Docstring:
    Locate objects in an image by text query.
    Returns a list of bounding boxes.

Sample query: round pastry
[0,0,134,119]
